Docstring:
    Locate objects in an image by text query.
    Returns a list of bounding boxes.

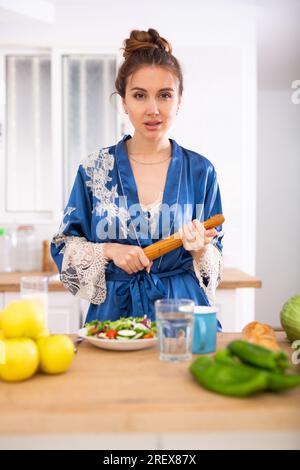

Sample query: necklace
[129,154,171,165]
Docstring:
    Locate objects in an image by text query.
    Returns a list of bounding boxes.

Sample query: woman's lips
[144,122,162,131]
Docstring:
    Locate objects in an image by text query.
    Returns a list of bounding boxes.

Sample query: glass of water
[20,276,49,329]
[155,298,195,362]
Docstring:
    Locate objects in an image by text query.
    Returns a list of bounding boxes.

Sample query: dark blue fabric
[106,262,193,319]
[51,134,224,331]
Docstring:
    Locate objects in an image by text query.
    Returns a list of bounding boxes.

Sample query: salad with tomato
[85,316,157,341]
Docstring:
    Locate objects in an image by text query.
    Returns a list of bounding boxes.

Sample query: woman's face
[122,65,181,141]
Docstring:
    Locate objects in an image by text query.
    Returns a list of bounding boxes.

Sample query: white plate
[78,328,158,351]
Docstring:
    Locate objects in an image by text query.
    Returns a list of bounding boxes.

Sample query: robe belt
[106,262,194,317]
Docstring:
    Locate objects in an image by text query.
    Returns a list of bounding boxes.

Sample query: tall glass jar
[13,225,41,272]
[0,227,12,272]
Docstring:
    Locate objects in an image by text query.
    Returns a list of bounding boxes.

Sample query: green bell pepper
[214,348,238,366]
[212,346,300,393]
[190,356,268,397]
[228,340,289,372]
[265,371,300,391]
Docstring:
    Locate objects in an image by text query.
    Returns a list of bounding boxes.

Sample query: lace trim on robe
[192,243,224,305]
[80,148,130,238]
[52,233,109,305]
[140,192,163,237]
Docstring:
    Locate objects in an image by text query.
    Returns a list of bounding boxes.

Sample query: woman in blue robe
[51,28,224,329]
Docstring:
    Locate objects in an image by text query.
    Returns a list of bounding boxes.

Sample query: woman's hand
[103,243,153,275]
[178,219,217,258]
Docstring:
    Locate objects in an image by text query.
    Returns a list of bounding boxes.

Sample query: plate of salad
[78,316,158,351]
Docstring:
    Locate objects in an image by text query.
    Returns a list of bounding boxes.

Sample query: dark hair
[112,28,183,100]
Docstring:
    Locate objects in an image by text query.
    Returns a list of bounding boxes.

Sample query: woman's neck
[126,133,171,157]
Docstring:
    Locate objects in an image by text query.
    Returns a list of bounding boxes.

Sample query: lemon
[36,327,50,337]
[0,330,4,339]
[0,338,39,382]
[0,338,4,364]
[37,335,75,374]
[1,299,45,339]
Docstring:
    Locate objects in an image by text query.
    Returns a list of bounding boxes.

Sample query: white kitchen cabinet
[47,292,81,334]
[216,289,246,332]
[2,292,21,305]
[216,288,257,332]
[0,293,4,310]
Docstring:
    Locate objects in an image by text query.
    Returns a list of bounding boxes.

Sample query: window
[62,55,117,204]
[1,50,119,220]
[5,54,52,213]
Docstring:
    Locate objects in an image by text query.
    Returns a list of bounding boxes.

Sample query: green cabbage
[280,294,300,342]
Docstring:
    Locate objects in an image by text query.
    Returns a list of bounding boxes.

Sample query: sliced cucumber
[133,323,150,333]
[117,329,136,337]
[97,332,107,339]
[132,332,144,340]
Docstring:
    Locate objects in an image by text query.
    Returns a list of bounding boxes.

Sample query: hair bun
[122,28,172,60]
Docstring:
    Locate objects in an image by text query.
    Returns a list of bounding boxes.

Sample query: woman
[51,28,224,329]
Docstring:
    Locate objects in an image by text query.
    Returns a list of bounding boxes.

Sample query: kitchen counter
[0,268,262,292]
[0,332,299,450]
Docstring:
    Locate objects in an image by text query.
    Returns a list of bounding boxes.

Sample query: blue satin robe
[51,134,224,328]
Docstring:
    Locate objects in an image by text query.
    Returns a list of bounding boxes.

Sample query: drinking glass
[20,276,48,329]
[155,298,195,362]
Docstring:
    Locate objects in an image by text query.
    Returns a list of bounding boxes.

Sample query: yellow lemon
[0,338,39,382]
[36,327,50,338]
[37,335,75,374]
[0,310,3,328]
[0,330,4,339]
[0,339,5,364]
[1,299,45,339]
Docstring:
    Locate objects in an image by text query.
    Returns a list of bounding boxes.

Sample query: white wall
[255,0,300,325]
[256,90,300,325]
[0,0,257,269]
[1,0,299,327]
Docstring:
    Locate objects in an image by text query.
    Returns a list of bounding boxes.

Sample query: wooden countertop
[0,268,262,292]
[0,332,299,436]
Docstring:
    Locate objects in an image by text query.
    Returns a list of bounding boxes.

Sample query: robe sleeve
[50,162,109,304]
[193,165,224,304]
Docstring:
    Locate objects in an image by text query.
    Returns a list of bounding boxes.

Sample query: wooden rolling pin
[143,214,224,261]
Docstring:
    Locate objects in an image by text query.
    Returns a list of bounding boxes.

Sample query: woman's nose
[146,99,159,115]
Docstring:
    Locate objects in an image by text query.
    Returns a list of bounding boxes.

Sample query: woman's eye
[133,93,173,100]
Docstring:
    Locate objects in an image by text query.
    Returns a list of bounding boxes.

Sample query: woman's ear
[122,98,126,114]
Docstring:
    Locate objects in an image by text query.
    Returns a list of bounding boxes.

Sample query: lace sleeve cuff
[52,234,109,304]
[192,244,224,305]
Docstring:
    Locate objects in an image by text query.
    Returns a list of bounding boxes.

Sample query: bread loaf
[242,321,280,351]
